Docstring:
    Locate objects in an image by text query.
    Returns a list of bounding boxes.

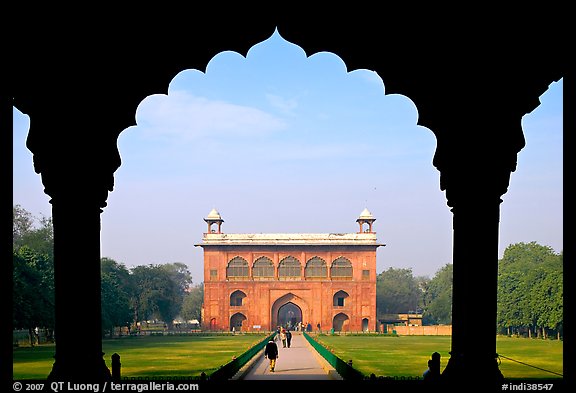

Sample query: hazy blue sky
[12,30,563,284]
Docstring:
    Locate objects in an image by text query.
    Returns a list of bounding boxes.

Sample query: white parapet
[199,232,381,246]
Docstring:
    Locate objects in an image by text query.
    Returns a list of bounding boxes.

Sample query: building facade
[196,208,383,332]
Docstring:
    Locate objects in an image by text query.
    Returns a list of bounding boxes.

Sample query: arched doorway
[333,313,350,332]
[270,293,309,330]
[277,302,302,330]
[362,318,369,332]
[230,313,246,332]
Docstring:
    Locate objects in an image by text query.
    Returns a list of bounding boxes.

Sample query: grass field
[12,333,268,380]
[310,334,563,380]
[13,333,563,381]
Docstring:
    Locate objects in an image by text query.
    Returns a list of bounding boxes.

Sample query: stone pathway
[235,332,342,380]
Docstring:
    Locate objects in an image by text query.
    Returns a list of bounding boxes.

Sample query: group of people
[278,327,292,348]
[291,321,315,332]
[264,327,294,372]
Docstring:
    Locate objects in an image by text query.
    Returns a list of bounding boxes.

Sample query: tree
[180,283,204,323]
[13,205,55,344]
[376,267,421,317]
[13,247,55,344]
[13,204,35,249]
[13,204,54,258]
[422,263,452,325]
[497,242,563,338]
[101,258,132,337]
[159,262,193,296]
[130,264,188,329]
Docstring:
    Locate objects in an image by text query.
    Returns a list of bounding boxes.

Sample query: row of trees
[497,242,563,339]
[100,258,204,337]
[13,205,204,341]
[14,205,563,341]
[376,264,452,325]
[376,242,563,338]
[13,205,55,342]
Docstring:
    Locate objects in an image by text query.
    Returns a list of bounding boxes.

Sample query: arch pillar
[26,111,121,381]
[441,186,505,387]
[431,110,526,389]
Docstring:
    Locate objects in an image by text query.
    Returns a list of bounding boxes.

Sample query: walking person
[264,339,279,372]
[279,328,287,348]
[286,329,292,348]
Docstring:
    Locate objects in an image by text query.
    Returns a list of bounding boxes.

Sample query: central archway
[270,293,309,330]
[277,302,302,330]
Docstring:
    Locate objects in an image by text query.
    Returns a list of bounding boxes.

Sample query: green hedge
[303,331,364,380]
[209,333,275,380]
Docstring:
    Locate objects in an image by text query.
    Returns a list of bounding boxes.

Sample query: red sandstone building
[196,208,383,332]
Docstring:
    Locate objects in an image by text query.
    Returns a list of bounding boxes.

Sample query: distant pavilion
[196,208,383,332]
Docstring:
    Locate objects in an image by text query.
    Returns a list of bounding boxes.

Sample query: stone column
[434,129,521,389]
[48,197,111,380]
[26,112,121,381]
[442,188,503,386]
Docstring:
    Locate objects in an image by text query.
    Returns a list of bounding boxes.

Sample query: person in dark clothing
[285,330,292,348]
[264,339,279,372]
[423,352,441,382]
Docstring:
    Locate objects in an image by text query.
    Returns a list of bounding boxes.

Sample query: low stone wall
[392,325,452,336]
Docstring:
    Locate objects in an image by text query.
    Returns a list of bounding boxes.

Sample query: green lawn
[13,333,563,381]
[13,333,268,380]
[311,334,563,380]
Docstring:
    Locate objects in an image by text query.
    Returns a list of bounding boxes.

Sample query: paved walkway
[235,332,342,380]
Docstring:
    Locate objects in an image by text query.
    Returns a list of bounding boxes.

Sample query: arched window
[331,257,353,280]
[252,256,274,279]
[305,256,327,279]
[333,290,350,307]
[230,290,247,307]
[278,256,301,280]
[226,256,249,280]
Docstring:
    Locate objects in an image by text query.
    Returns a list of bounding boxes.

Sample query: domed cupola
[204,208,224,234]
[356,207,376,233]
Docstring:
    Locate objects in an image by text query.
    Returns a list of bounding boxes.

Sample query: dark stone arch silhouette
[7,10,570,389]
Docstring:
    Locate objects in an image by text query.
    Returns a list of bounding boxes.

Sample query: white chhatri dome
[358,207,374,220]
[206,208,222,220]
